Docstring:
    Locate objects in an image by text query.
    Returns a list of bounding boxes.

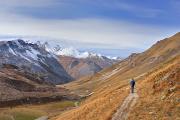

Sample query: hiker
[130,78,135,93]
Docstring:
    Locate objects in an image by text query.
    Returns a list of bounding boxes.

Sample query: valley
[58,53,117,79]
[55,32,180,120]
[0,33,179,120]
[0,1,179,120]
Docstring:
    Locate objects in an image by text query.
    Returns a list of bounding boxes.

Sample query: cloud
[0,0,178,50]
[0,0,165,19]
[0,15,177,49]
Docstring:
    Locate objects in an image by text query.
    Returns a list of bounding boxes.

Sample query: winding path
[111,92,139,120]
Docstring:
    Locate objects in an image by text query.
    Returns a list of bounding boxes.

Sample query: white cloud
[0,14,177,49]
[0,1,178,50]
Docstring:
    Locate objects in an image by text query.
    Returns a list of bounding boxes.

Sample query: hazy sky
[0,0,179,57]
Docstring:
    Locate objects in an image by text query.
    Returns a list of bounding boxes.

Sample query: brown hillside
[55,33,180,120]
[128,56,180,120]
[0,64,79,107]
[59,32,180,96]
[58,55,116,79]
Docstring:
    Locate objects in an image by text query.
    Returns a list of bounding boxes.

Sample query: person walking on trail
[130,78,135,93]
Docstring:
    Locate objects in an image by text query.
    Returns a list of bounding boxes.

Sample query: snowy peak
[55,47,122,61]
[56,47,84,58]
[57,48,120,79]
[56,47,103,59]
[45,45,114,60]
[32,41,120,60]
[0,39,73,84]
[2,39,53,63]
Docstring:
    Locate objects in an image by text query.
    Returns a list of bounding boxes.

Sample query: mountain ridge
[58,55,117,79]
[40,42,120,79]
[56,32,180,120]
[0,39,73,84]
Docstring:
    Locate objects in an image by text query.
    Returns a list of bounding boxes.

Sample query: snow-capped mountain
[34,42,121,79]
[0,39,72,84]
[43,42,117,60]
[56,49,120,79]
[107,56,123,60]
[0,39,120,80]
[0,39,120,81]
[55,47,104,59]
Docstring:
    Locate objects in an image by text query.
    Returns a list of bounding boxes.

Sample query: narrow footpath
[111,91,139,120]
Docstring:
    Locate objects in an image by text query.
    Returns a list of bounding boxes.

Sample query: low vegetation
[55,33,180,120]
[128,57,180,120]
[0,100,77,120]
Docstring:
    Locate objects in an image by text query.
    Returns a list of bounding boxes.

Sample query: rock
[149,112,155,115]
[168,86,176,93]
[161,95,166,100]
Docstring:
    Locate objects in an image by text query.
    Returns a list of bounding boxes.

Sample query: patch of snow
[107,56,122,60]
[53,47,105,59]
[18,53,33,62]
[8,46,17,56]
[56,47,80,57]
[36,41,121,60]
[14,40,23,48]
[39,58,49,66]
[25,48,40,61]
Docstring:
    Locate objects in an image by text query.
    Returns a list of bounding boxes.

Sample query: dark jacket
[130,79,135,87]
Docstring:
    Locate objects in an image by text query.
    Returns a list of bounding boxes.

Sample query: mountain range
[58,55,118,79]
[0,39,73,84]
[0,39,118,84]
[41,42,119,79]
[0,32,179,119]
[0,39,118,106]
[44,42,121,79]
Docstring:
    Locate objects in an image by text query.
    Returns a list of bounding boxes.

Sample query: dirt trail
[111,91,139,120]
[35,116,48,120]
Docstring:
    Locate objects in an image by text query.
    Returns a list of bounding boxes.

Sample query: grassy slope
[55,33,180,120]
[59,32,180,97]
[128,56,180,120]
[0,100,76,120]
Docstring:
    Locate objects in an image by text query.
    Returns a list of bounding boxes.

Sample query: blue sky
[0,0,179,57]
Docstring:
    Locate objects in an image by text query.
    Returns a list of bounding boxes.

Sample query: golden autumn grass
[55,56,180,120]
[55,33,180,120]
[1,33,178,120]
[128,56,180,120]
[54,59,151,120]
[55,64,134,120]
[0,100,76,120]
